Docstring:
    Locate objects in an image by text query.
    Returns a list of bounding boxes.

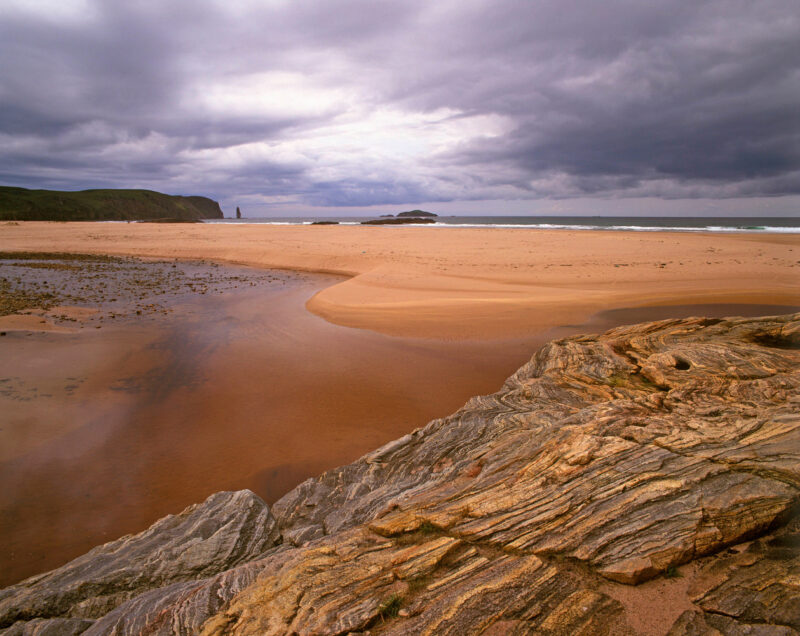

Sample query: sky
[1,0,798,217]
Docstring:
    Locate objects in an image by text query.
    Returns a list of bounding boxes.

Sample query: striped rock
[2,314,798,635]
[0,490,279,632]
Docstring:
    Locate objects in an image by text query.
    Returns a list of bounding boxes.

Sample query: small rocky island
[397,210,437,217]
[361,210,438,225]
[0,186,223,222]
[0,313,797,635]
[361,217,435,225]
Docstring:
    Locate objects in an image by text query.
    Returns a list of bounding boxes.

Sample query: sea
[205,216,800,233]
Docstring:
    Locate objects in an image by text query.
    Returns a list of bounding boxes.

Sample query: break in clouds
[1,0,798,214]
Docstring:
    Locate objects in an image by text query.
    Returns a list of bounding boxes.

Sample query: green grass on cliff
[0,186,223,221]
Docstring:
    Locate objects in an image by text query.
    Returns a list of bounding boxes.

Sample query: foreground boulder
[1,313,798,635]
[0,491,279,632]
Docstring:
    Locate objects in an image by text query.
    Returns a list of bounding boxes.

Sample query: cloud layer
[1,0,798,214]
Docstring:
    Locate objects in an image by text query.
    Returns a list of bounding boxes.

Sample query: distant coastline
[0,186,223,222]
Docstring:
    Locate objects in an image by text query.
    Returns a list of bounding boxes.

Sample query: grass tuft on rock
[377,593,403,619]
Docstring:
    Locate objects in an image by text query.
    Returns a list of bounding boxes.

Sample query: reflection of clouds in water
[0,261,316,586]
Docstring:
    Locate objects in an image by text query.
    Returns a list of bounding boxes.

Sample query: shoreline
[1,222,797,338]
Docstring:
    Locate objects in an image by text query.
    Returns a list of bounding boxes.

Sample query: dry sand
[1,222,798,338]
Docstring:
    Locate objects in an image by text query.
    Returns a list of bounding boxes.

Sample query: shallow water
[0,262,547,585]
[0,259,796,586]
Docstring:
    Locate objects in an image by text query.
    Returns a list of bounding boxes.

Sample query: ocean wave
[203,219,800,232]
[426,223,800,233]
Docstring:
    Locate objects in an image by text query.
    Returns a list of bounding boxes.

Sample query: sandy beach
[1,222,798,587]
[1,222,798,338]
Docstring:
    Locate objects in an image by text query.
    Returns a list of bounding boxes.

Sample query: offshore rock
[1,314,798,635]
[0,490,279,632]
[397,210,438,217]
[361,217,436,225]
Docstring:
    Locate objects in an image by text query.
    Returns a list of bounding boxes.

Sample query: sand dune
[1,222,797,337]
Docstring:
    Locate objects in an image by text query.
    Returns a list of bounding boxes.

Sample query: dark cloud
[0,0,798,213]
[303,178,444,208]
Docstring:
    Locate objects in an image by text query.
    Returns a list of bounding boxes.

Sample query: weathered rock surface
[275,315,799,582]
[1,313,798,635]
[668,512,800,635]
[83,557,277,636]
[1,618,93,636]
[0,490,279,632]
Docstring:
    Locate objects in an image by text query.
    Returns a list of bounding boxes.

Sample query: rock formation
[361,217,436,225]
[397,210,437,217]
[0,491,279,633]
[1,313,798,635]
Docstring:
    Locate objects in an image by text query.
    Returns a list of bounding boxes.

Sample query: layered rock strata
[1,313,798,635]
[0,490,279,633]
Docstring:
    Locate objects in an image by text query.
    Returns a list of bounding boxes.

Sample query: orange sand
[1,222,798,337]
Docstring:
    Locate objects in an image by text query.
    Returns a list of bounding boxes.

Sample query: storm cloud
[1,0,798,214]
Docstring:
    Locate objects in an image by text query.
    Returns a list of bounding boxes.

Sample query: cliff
[0,187,223,221]
[1,313,798,635]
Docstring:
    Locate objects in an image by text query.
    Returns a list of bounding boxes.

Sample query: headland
[0,187,223,222]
